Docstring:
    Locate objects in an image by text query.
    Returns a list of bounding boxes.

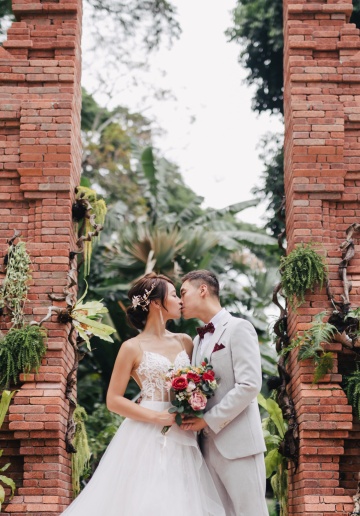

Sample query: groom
[180,270,268,516]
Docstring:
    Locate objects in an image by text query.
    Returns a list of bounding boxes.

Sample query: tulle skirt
[62,401,225,516]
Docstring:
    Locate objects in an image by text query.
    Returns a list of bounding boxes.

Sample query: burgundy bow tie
[196,322,215,340]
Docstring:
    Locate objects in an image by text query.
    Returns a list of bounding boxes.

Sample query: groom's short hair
[181,270,220,299]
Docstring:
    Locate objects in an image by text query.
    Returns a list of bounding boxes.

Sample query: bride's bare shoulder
[170,332,193,354]
[119,337,142,355]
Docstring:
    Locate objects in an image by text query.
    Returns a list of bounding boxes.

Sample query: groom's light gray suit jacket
[193,310,266,460]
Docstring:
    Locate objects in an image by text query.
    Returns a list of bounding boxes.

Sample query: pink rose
[189,391,207,411]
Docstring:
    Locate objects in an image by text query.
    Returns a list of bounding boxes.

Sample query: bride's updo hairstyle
[126,272,175,330]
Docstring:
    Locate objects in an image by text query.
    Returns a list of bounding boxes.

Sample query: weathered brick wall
[0,0,82,513]
[283,0,360,514]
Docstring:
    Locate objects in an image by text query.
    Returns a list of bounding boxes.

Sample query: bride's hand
[156,410,176,426]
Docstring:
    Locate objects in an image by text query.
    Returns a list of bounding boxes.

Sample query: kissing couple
[62,270,269,516]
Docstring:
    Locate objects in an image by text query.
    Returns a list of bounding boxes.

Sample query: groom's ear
[199,284,208,297]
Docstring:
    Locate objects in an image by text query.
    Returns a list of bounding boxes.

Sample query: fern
[313,352,334,384]
[280,243,328,309]
[0,325,47,389]
[344,366,360,420]
[71,406,91,496]
[286,312,336,383]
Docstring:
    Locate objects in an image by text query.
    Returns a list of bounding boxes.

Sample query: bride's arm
[106,340,175,426]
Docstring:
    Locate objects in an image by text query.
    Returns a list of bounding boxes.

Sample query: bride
[62,272,225,516]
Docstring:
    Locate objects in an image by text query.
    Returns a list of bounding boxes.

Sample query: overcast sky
[82,0,283,226]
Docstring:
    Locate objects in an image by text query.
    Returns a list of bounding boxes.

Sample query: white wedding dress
[62,349,225,516]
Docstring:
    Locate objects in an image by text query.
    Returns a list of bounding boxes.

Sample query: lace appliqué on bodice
[135,350,190,402]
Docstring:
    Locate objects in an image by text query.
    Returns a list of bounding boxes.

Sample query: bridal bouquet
[161,359,219,435]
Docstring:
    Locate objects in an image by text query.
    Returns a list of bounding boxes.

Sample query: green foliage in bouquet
[71,405,91,496]
[161,358,219,435]
[281,312,336,383]
[0,325,47,389]
[0,241,31,327]
[258,393,288,516]
[280,243,327,309]
[0,390,17,510]
[344,366,360,420]
[73,186,107,277]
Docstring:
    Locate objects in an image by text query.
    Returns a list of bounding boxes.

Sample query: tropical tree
[226,0,360,116]
[227,0,360,236]
[252,133,284,238]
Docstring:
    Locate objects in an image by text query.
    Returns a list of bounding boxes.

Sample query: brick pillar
[283,0,360,514]
[0,0,82,513]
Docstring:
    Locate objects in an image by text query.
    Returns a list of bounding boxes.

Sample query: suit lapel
[200,312,232,362]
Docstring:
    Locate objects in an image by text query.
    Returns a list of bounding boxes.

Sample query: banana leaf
[265,448,283,478]
[0,391,16,428]
[258,393,287,439]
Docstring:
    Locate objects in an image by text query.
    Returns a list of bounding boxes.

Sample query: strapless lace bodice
[135,349,190,402]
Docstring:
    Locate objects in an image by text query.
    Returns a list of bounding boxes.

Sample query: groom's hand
[180,417,208,432]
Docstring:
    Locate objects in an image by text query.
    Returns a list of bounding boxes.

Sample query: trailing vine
[0,238,31,327]
[70,405,91,496]
[34,187,113,463]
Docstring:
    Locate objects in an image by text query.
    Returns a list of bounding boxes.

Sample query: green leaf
[75,278,89,306]
[265,448,283,478]
[0,391,16,429]
[175,413,182,426]
[257,392,268,412]
[0,474,16,497]
[0,483,5,508]
[168,407,178,414]
[0,463,10,473]
[266,399,287,439]
[74,323,92,351]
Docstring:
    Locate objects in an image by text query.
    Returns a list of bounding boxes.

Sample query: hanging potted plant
[280,242,328,309]
[0,237,48,389]
[0,325,47,389]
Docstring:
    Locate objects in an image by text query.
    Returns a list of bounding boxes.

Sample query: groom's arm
[203,319,262,434]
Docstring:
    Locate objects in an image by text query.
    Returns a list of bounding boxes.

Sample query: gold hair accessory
[131,282,156,311]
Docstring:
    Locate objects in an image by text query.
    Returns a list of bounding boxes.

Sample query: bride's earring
[159,308,165,327]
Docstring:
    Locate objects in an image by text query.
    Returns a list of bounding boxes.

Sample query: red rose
[203,371,215,381]
[187,372,201,384]
[172,376,188,390]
